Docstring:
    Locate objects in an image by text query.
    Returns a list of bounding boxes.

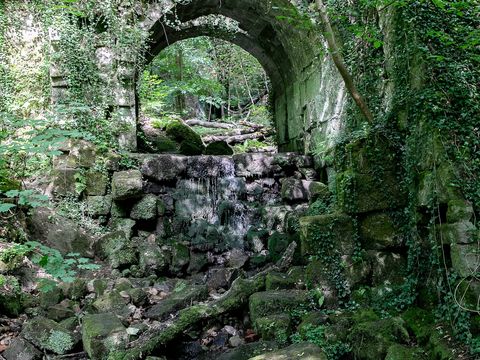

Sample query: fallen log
[116,242,297,360]
[185,119,235,129]
[203,132,270,145]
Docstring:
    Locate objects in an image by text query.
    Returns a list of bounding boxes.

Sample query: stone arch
[138,0,325,152]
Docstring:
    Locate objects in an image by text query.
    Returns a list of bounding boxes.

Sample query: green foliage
[3,241,100,292]
[46,329,74,355]
[291,324,351,360]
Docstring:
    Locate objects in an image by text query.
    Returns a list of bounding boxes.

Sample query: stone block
[234,153,275,177]
[360,213,403,249]
[299,213,355,257]
[85,170,108,196]
[336,170,406,213]
[111,170,143,200]
[87,195,112,217]
[254,313,291,342]
[141,155,187,182]
[130,194,158,221]
[82,313,128,359]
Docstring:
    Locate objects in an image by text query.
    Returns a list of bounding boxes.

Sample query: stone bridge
[49,0,347,153]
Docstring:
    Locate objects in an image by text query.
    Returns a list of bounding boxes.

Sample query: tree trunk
[316,0,374,124]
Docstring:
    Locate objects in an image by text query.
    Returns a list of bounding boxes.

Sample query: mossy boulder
[82,313,128,360]
[248,342,327,360]
[417,164,463,206]
[436,221,477,245]
[87,195,112,217]
[166,120,205,155]
[265,268,305,290]
[170,242,190,274]
[92,290,130,317]
[85,170,108,196]
[2,338,42,360]
[145,284,208,320]
[385,344,427,359]
[401,307,435,344]
[96,231,138,269]
[130,194,158,221]
[254,313,291,343]
[348,317,409,360]
[360,213,403,249]
[267,232,290,262]
[336,170,406,214]
[111,170,143,201]
[450,243,479,277]
[249,290,309,324]
[21,316,75,355]
[205,141,234,155]
[299,213,355,257]
[447,199,474,223]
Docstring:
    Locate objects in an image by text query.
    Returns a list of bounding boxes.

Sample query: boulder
[2,338,42,360]
[349,317,409,360]
[130,194,158,221]
[86,195,112,217]
[249,290,309,323]
[254,313,291,343]
[141,155,188,182]
[92,290,130,317]
[138,241,169,275]
[145,284,208,320]
[111,170,143,200]
[51,167,78,195]
[186,156,235,178]
[0,275,24,317]
[248,343,326,360]
[299,213,355,257]
[265,267,305,291]
[59,139,97,168]
[360,213,403,249]
[205,141,234,155]
[234,153,275,177]
[96,231,137,269]
[166,120,205,155]
[82,313,128,360]
[110,218,136,239]
[21,316,75,355]
[28,207,94,257]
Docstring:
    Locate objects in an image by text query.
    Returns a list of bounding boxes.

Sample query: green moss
[427,331,455,360]
[401,307,435,344]
[205,141,234,155]
[267,232,290,262]
[385,344,427,360]
[166,120,205,155]
[249,290,309,324]
[254,313,291,343]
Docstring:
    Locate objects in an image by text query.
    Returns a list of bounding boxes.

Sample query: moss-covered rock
[92,290,130,317]
[166,120,205,155]
[447,199,474,223]
[96,231,138,269]
[267,232,290,262]
[417,164,463,207]
[249,290,309,324]
[254,313,291,343]
[2,338,42,360]
[0,275,24,317]
[130,194,158,221]
[299,213,355,257]
[170,242,190,274]
[205,141,234,155]
[265,268,305,290]
[21,316,75,355]
[427,331,455,360]
[436,221,477,245]
[360,213,403,249]
[145,284,208,320]
[385,344,427,359]
[368,251,406,286]
[401,307,435,344]
[87,195,112,217]
[85,170,108,196]
[336,170,406,214]
[348,317,409,360]
[248,342,327,360]
[82,313,128,360]
[111,170,143,201]
[450,243,479,277]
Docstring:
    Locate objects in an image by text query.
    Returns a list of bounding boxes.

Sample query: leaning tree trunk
[316,0,374,124]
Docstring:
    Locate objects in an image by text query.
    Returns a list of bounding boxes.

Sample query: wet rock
[206,267,240,291]
[2,338,42,360]
[170,243,190,274]
[249,290,309,323]
[86,195,112,217]
[111,170,143,200]
[205,141,234,155]
[187,156,235,178]
[187,251,209,274]
[280,178,327,202]
[130,194,158,221]
[21,316,75,355]
[234,153,275,177]
[141,154,188,182]
[82,313,128,360]
[248,342,326,360]
[28,207,94,258]
[145,284,208,320]
[226,249,249,269]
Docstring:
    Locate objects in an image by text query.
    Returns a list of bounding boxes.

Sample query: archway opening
[137,36,276,155]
